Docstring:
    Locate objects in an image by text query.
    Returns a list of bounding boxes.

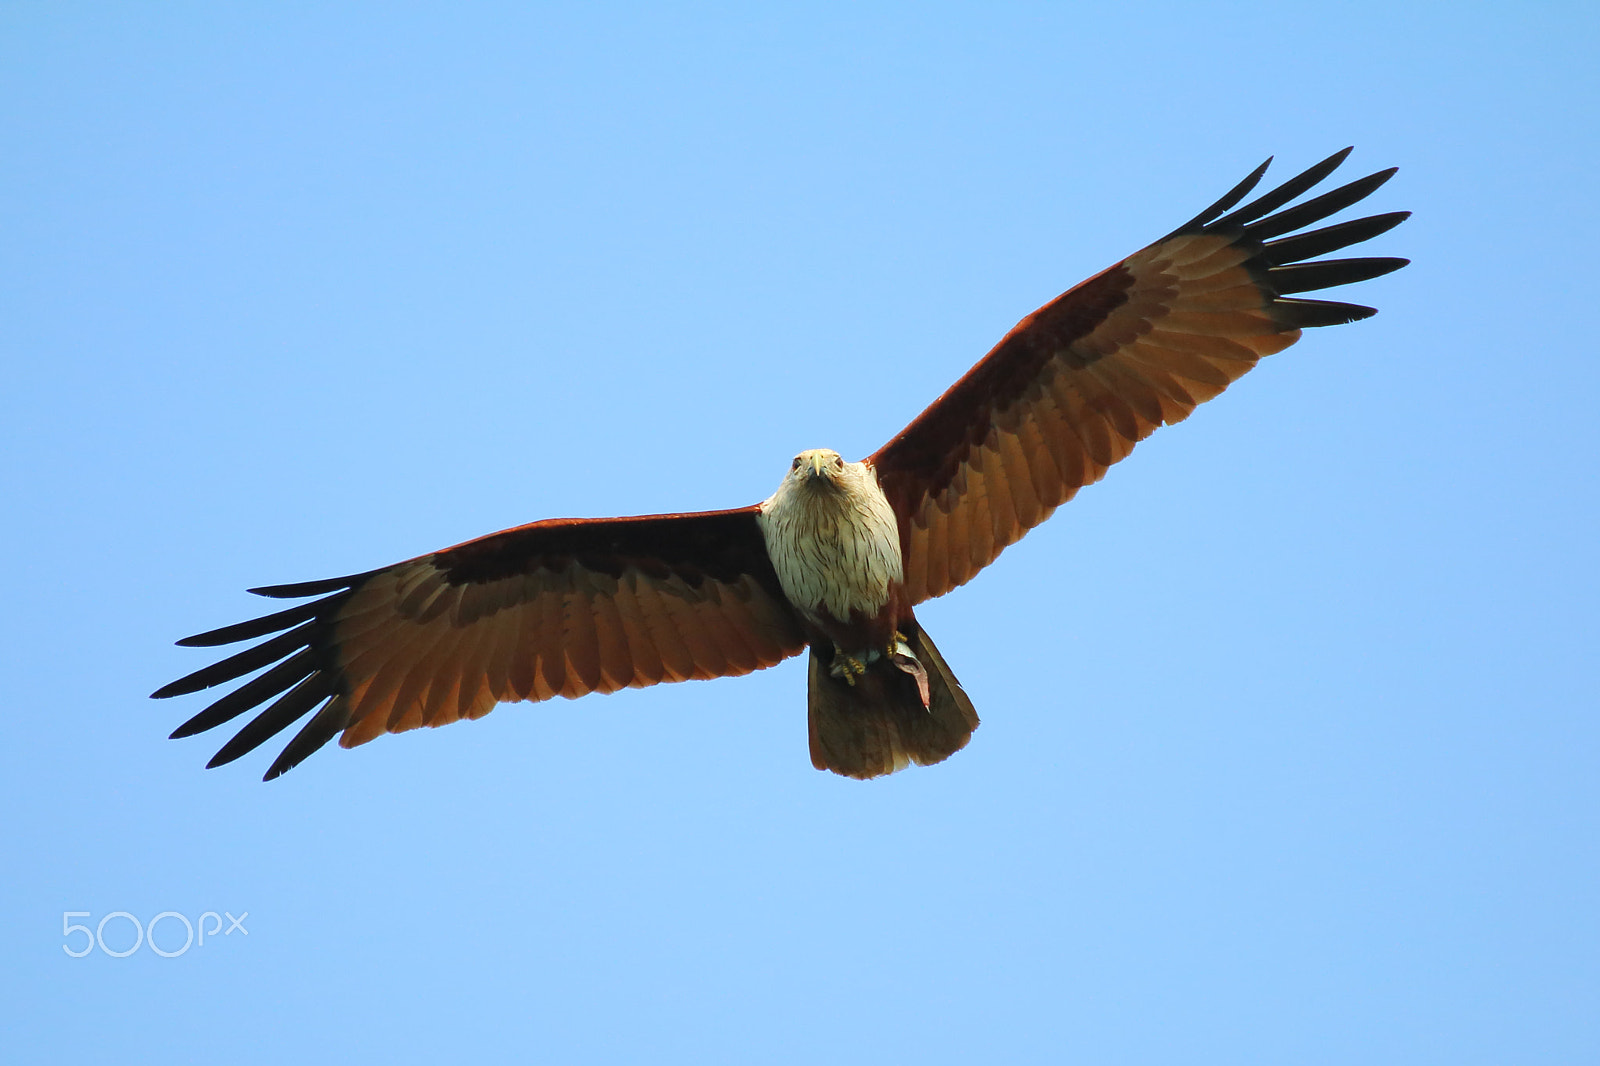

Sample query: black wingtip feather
[205,673,338,769]
[1261,211,1411,265]
[1162,150,1409,330]
[1244,167,1400,243]
[1171,156,1273,234]
[175,600,325,648]
[1268,256,1410,294]
[263,700,349,780]
[1218,146,1354,227]
[1273,298,1379,328]
[168,649,316,739]
[249,572,371,598]
[154,620,317,698]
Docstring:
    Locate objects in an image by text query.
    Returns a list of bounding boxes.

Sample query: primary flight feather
[155,148,1409,780]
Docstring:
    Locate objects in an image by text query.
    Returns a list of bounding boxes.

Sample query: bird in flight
[155,148,1408,781]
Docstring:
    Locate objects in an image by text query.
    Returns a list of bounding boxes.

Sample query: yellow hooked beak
[791,449,842,485]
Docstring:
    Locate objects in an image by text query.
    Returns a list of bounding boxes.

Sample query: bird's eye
[791,457,801,470]
[834,456,844,469]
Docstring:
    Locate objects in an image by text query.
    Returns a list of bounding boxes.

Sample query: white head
[763,448,892,521]
[785,448,847,491]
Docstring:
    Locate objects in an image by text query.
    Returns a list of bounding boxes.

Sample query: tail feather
[806,624,980,779]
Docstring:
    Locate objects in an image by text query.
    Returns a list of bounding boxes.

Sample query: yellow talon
[830,653,867,685]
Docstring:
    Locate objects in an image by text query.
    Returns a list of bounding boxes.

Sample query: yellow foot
[887,631,909,659]
[829,653,868,686]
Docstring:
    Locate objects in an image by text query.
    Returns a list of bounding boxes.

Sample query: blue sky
[3,3,1596,1063]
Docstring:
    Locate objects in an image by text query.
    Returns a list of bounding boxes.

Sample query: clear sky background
[3,3,1596,1063]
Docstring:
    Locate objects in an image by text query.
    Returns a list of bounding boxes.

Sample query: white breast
[757,460,903,623]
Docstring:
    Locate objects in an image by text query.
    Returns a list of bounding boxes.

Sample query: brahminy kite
[155,148,1408,780]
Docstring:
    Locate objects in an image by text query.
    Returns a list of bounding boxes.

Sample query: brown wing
[153,507,806,779]
[869,148,1409,604]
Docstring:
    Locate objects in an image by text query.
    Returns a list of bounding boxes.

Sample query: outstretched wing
[869,148,1409,604]
[153,507,806,779]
